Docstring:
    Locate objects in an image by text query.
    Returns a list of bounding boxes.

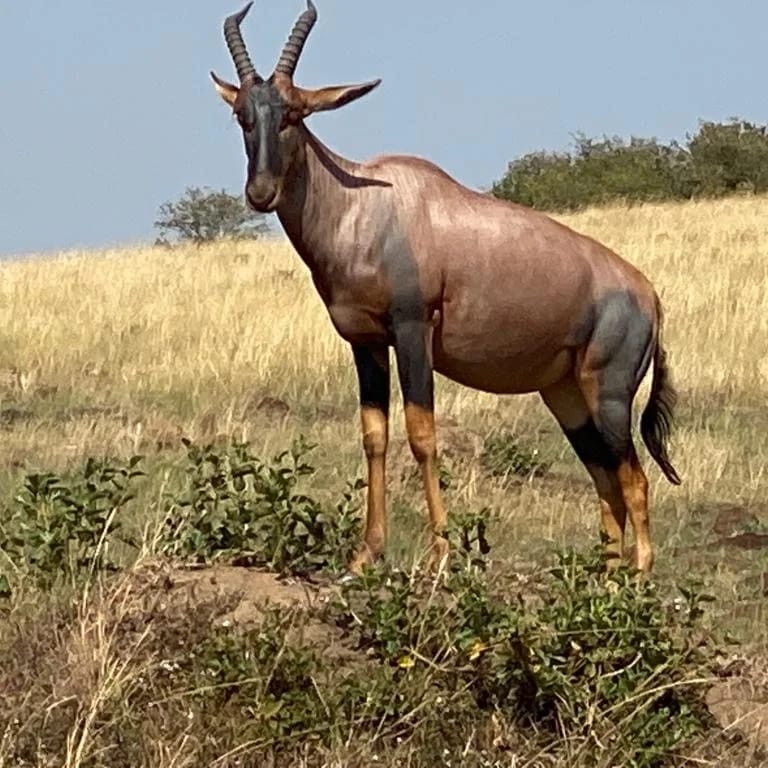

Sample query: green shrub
[333,529,715,768]
[688,119,768,196]
[492,117,768,211]
[158,436,362,576]
[179,608,339,745]
[0,456,144,597]
[508,549,715,763]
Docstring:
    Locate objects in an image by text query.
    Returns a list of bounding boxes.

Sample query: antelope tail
[640,298,682,485]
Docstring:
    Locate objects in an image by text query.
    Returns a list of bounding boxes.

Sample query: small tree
[154,186,271,245]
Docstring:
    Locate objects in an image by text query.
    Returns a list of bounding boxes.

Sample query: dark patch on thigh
[564,419,622,470]
[594,397,633,458]
[570,292,654,464]
[353,344,390,411]
[589,290,654,388]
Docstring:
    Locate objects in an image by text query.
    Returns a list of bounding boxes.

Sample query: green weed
[0,456,144,598]
[158,435,362,576]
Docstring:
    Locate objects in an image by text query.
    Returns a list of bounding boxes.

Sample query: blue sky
[2,0,767,257]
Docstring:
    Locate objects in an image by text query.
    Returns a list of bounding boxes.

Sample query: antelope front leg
[393,320,449,572]
[347,343,390,575]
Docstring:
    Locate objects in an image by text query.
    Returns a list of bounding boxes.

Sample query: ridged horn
[274,0,317,78]
[224,2,261,84]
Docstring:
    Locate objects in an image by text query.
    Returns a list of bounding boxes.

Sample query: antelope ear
[298,79,381,114]
[210,71,239,107]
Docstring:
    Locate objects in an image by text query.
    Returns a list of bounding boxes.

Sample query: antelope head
[211,1,381,213]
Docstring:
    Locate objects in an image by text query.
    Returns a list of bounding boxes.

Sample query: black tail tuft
[640,303,682,485]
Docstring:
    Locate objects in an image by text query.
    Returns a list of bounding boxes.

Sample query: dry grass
[2,195,767,575]
[1,196,766,511]
[1,193,768,765]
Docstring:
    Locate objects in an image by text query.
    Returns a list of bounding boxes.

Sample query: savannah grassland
[1,195,768,766]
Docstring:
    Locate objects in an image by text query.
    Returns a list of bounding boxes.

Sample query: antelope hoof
[427,536,450,574]
[347,542,383,576]
[633,548,654,574]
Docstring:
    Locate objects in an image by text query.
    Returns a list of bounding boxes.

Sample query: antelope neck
[275,124,373,269]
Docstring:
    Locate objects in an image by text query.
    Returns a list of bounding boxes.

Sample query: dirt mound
[163,563,335,626]
[144,561,369,672]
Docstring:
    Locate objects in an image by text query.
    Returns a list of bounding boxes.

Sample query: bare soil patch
[699,501,768,551]
[150,562,370,666]
[164,563,333,626]
[712,503,761,536]
[707,658,768,750]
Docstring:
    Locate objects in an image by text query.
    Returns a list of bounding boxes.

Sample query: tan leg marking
[541,375,628,569]
[348,405,388,574]
[617,453,653,572]
[588,465,627,568]
[404,403,448,571]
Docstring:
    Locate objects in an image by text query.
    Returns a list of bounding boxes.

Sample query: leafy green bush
[0,457,144,597]
[179,607,342,745]
[510,549,715,762]
[333,527,715,768]
[492,117,768,211]
[158,436,362,576]
[0,435,365,599]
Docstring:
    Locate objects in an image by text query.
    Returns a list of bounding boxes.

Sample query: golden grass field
[1,195,768,765]
[1,196,767,542]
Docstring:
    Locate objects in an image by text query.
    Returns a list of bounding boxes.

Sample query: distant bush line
[492,117,768,212]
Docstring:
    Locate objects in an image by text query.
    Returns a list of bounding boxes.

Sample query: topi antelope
[210,1,681,577]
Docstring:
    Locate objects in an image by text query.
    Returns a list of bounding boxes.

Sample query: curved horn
[224,2,261,84]
[274,0,318,79]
